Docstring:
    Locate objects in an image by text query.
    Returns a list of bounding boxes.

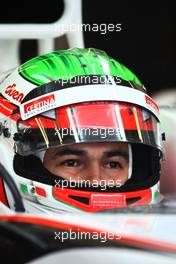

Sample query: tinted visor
[15,102,161,155]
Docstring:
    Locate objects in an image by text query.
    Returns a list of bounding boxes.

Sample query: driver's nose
[83,161,102,182]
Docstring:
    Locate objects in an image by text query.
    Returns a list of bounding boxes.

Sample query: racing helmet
[0,48,162,213]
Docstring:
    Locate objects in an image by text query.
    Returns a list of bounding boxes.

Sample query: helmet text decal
[5,83,24,103]
[23,94,56,119]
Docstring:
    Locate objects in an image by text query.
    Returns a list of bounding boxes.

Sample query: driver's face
[43,142,129,186]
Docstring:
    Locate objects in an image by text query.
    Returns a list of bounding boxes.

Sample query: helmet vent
[69,195,89,205]
[126,197,140,205]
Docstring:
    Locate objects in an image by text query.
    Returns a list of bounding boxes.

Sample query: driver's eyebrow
[54,147,129,161]
[54,147,87,157]
[103,150,129,161]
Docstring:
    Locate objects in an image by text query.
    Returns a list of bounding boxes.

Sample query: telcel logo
[5,83,24,103]
[145,95,159,112]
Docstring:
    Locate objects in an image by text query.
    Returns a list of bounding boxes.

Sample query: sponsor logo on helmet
[5,83,24,103]
[24,94,56,117]
[145,95,159,112]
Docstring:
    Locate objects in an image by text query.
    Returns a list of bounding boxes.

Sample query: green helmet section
[19,48,142,87]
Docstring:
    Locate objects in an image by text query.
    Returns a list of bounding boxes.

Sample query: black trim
[14,128,159,157]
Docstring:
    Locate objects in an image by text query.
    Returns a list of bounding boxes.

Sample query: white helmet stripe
[19,84,160,121]
[128,144,133,179]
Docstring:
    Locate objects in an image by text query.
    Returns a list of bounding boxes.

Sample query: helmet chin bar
[52,186,153,212]
[18,178,154,213]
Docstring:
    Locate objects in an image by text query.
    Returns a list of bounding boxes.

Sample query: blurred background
[1,0,176,94]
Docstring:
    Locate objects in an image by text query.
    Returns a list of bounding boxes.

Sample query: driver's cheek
[101,167,129,186]
[44,161,85,180]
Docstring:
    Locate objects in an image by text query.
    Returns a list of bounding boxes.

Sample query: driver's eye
[104,161,122,169]
[61,160,80,167]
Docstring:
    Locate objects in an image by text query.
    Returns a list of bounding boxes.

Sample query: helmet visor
[15,102,161,155]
